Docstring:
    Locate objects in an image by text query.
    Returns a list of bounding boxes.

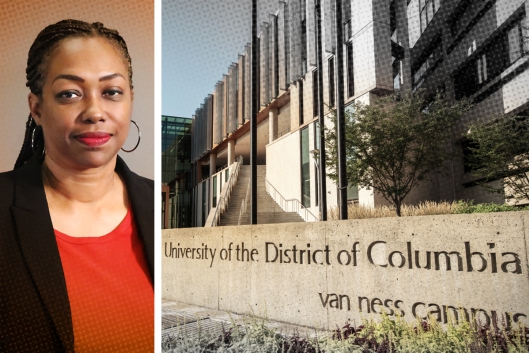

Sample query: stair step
[214,166,305,226]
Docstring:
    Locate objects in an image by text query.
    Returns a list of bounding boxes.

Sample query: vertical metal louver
[244,43,251,122]
[278,1,290,91]
[237,54,245,127]
[222,75,229,137]
[227,63,238,134]
[260,22,270,107]
[198,104,205,156]
[205,95,213,151]
[269,14,278,100]
[191,115,196,162]
[324,0,336,53]
[213,81,224,145]
[289,0,303,82]
[307,0,317,66]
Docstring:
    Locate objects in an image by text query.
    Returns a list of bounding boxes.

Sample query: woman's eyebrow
[52,74,84,83]
[51,73,125,83]
[99,73,125,82]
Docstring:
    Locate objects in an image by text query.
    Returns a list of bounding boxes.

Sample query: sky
[162,0,278,118]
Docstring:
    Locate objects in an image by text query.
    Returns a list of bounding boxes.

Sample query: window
[344,19,352,42]
[313,121,320,207]
[202,181,207,226]
[476,53,487,84]
[392,40,405,91]
[412,39,443,89]
[301,127,311,207]
[419,0,441,34]
[328,57,335,107]
[505,20,525,64]
[315,164,319,206]
[449,0,471,37]
[454,14,526,99]
[393,58,403,90]
[346,42,354,97]
[313,69,319,117]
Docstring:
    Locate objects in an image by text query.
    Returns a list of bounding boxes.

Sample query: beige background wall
[163,212,529,330]
[0,0,154,178]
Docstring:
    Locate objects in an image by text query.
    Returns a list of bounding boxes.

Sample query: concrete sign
[162,212,529,330]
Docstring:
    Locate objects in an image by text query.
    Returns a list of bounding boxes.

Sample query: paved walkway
[162,299,321,341]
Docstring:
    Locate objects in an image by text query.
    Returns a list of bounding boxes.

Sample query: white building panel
[352,24,377,95]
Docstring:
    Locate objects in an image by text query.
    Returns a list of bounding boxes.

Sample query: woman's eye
[104,89,123,98]
[57,91,80,99]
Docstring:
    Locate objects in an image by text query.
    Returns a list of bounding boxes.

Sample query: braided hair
[14,19,134,169]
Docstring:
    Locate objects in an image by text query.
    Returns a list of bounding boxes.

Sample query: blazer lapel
[116,156,154,281]
[10,157,74,352]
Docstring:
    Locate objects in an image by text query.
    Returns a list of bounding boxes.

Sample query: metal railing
[209,156,243,227]
[238,177,251,225]
[265,180,319,222]
[273,127,291,140]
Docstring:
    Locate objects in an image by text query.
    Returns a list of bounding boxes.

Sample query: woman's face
[29,36,133,170]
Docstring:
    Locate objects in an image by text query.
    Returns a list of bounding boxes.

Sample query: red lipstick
[75,132,111,147]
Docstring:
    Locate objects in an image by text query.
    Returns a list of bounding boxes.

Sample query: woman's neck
[42,156,118,204]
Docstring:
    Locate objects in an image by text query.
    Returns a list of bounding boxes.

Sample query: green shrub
[452,200,529,214]
[162,313,529,353]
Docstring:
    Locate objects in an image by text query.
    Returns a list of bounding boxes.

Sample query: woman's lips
[74,132,111,147]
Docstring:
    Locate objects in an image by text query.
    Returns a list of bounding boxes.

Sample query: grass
[161,314,529,353]
[328,200,529,220]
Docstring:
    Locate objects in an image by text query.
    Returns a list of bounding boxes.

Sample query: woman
[0,20,153,352]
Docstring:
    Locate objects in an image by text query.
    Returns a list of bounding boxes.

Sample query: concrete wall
[163,211,529,330]
[266,129,302,203]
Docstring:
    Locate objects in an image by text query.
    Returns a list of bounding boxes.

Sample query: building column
[227,140,235,165]
[269,107,278,143]
[209,153,217,177]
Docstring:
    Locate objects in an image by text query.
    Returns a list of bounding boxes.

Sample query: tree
[324,91,471,216]
[466,114,529,203]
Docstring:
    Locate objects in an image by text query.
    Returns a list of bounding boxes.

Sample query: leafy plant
[466,114,529,204]
[162,312,529,352]
[324,91,471,216]
[452,200,529,214]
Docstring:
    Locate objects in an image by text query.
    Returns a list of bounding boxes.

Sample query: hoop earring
[121,120,141,153]
[31,125,45,158]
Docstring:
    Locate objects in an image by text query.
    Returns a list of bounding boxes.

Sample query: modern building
[187,0,529,227]
[162,115,193,228]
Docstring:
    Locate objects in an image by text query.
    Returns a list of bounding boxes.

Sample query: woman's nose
[81,95,106,123]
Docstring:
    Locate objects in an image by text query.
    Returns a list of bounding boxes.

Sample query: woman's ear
[28,93,42,124]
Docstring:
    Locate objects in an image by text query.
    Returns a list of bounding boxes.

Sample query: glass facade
[301,127,310,207]
[161,115,193,228]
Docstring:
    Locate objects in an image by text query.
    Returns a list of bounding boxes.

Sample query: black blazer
[0,156,154,352]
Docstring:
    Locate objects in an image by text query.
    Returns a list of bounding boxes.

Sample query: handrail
[273,127,291,140]
[209,156,243,227]
[238,177,251,225]
[265,179,319,222]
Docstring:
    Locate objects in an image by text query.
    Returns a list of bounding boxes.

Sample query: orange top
[55,209,153,352]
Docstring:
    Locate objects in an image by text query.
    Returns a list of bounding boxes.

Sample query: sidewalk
[162,299,321,341]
